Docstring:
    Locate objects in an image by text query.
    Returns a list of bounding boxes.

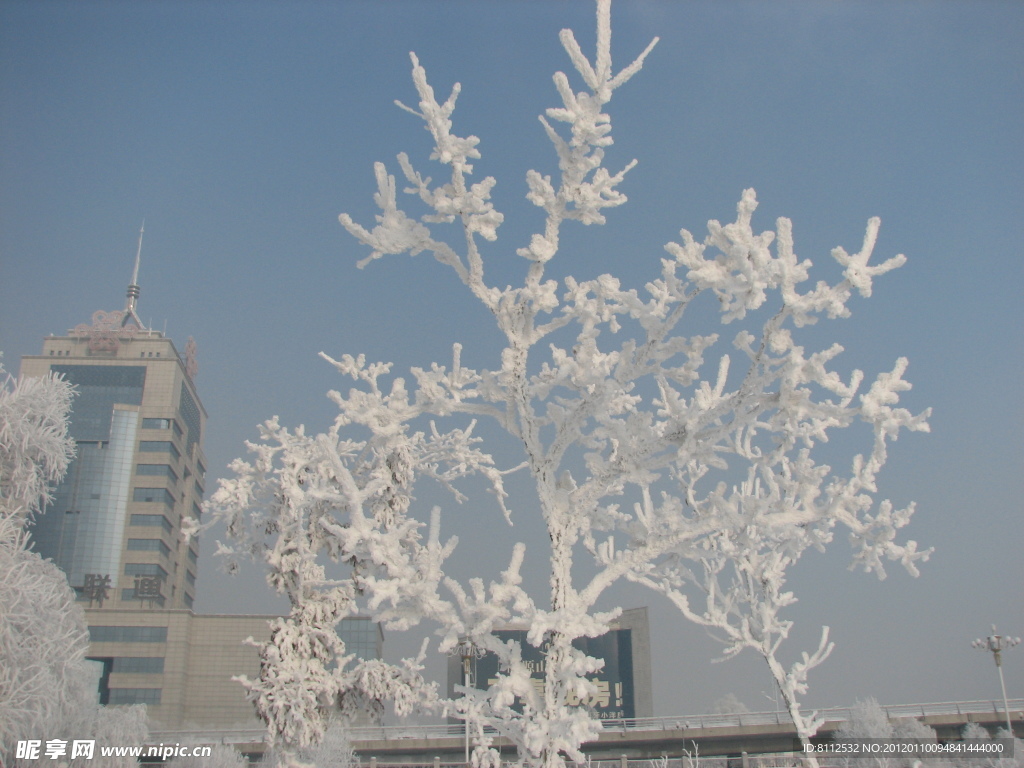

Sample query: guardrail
[150,699,1023,746]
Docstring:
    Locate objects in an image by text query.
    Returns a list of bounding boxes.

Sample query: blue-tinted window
[112,657,164,674]
[139,441,180,460]
[89,626,167,643]
[108,688,161,705]
[191,502,202,519]
[132,487,175,507]
[187,547,198,565]
[127,538,171,557]
[339,617,383,661]
[124,563,168,580]
[121,587,165,606]
[141,418,171,430]
[136,463,178,482]
[185,570,196,586]
[179,386,201,459]
[130,514,173,534]
[183,592,194,609]
[51,365,145,441]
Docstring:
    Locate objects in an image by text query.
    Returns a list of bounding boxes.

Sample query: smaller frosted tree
[194,364,519,764]
[834,698,937,768]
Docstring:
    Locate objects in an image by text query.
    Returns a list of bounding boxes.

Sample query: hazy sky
[2,1,1021,718]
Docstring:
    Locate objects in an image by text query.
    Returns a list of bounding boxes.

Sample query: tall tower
[21,229,206,612]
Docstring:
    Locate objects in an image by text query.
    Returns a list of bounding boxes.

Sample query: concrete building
[21,233,382,727]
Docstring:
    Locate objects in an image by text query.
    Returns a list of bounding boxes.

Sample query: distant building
[20,229,382,728]
[448,606,653,721]
[84,609,381,728]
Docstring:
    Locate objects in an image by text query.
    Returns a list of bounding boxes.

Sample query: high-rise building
[21,233,384,729]
[22,228,205,612]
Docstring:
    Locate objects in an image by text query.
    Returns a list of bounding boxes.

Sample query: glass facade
[50,365,145,441]
[179,385,201,459]
[34,406,138,589]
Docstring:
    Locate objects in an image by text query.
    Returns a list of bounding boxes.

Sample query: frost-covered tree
[0,357,76,542]
[262,716,358,768]
[834,699,937,768]
[0,358,147,767]
[0,357,78,760]
[206,3,930,767]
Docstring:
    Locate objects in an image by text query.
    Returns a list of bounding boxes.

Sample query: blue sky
[2,1,1021,717]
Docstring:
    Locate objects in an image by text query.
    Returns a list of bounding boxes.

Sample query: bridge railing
[344,700,1024,742]
[148,699,1024,746]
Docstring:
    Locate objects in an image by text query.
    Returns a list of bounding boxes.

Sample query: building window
[108,688,161,706]
[139,441,180,461]
[191,501,203,520]
[130,514,173,534]
[183,592,194,609]
[136,463,179,483]
[185,570,196,587]
[187,547,198,565]
[121,587,166,606]
[89,626,167,643]
[141,418,171,430]
[127,538,171,557]
[124,563,168,580]
[132,487,175,507]
[111,657,164,674]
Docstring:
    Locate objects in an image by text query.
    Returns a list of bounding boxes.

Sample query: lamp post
[972,625,1020,735]
[452,638,486,766]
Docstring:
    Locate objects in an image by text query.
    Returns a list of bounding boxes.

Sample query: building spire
[123,221,144,327]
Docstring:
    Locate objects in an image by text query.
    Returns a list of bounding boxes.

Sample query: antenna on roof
[123,221,145,327]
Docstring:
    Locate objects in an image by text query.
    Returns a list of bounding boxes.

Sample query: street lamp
[972,625,1020,735]
[451,638,487,766]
